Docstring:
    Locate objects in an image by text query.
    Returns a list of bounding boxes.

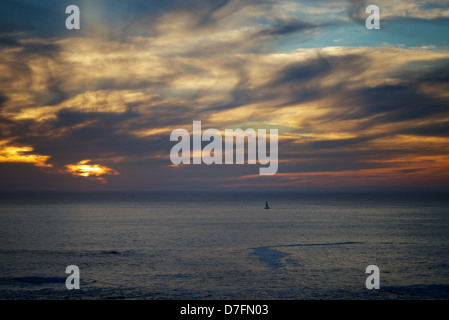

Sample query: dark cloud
[0,34,21,48]
[1,0,449,191]
[259,53,369,107]
[275,55,333,84]
[330,61,449,130]
[402,121,449,137]
[19,40,61,58]
[346,0,369,23]
[254,19,320,37]
[307,134,382,149]
[0,94,8,109]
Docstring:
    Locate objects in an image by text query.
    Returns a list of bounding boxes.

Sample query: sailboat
[264,200,270,209]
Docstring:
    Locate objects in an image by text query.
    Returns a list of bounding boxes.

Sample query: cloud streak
[0,0,448,190]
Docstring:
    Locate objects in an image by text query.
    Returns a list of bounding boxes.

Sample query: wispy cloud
[0,0,448,190]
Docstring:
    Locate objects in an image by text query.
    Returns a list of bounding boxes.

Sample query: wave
[251,242,363,269]
[1,276,67,285]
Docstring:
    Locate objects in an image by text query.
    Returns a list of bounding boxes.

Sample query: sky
[1,0,449,192]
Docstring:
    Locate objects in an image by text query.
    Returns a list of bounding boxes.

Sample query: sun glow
[65,159,119,183]
[0,141,52,168]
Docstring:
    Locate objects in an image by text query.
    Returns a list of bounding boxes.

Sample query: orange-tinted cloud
[0,140,52,168]
[65,159,119,183]
[1,1,449,191]
[219,154,449,189]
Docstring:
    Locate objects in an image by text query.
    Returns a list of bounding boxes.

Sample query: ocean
[0,191,448,300]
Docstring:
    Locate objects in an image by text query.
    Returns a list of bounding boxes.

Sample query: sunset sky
[1,0,449,191]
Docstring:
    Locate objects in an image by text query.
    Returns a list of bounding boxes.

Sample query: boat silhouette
[264,200,270,209]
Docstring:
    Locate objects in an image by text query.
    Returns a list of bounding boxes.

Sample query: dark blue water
[1,191,449,299]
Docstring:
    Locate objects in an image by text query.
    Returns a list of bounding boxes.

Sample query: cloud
[0,140,52,168]
[346,0,368,23]
[65,159,119,183]
[370,0,449,20]
[0,1,448,190]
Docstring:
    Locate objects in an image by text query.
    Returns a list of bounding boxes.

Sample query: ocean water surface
[0,191,448,300]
